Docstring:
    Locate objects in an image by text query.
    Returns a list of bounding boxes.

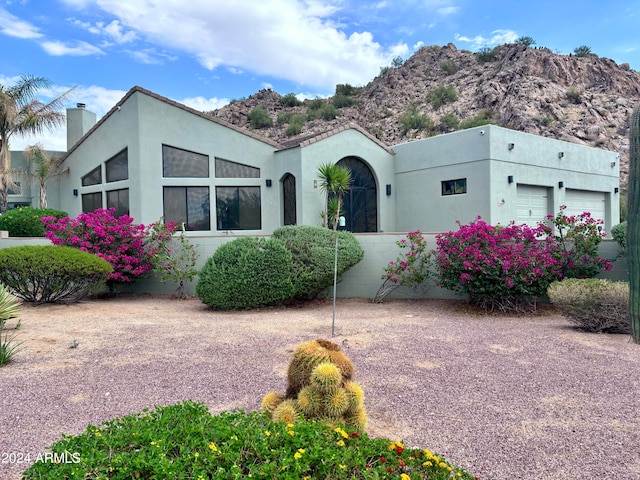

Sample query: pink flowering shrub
[538,206,612,279]
[372,230,432,303]
[435,212,612,311]
[43,209,174,289]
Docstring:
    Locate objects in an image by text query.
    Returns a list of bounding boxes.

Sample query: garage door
[516,185,550,227]
[565,189,606,228]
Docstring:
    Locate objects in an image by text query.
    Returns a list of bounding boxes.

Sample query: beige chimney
[66,103,97,151]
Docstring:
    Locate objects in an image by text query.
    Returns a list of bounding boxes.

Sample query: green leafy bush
[306,102,337,121]
[440,59,458,75]
[612,221,627,255]
[285,117,304,136]
[475,46,497,63]
[247,107,273,129]
[0,245,112,303]
[0,206,67,237]
[459,109,494,129]
[278,92,302,107]
[22,401,475,480]
[0,283,22,367]
[573,45,592,57]
[196,237,294,309]
[548,278,630,333]
[515,36,536,47]
[439,112,460,131]
[272,225,364,299]
[426,84,457,109]
[398,103,433,134]
[332,94,357,108]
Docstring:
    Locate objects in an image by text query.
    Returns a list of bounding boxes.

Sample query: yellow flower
[150,441,156,445]
[194,452,199,458]
[264,430,271,437]
[400,474,411,480]
[334,427,349,438]
[457,473,463,477]
[209,442,218,452]
[424,449,432,458]
[338,464,346,470]
[287,423,295,427]
[438,461,447,469]
[297,448,305,454]
[287,429,295,436]
[337,440,345,447]
[294,452,302,459]
[423,461,433,467]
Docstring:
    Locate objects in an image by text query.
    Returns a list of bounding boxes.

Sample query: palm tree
[0,75,74,213]
[16,143,69,208]
[316,162,352,229]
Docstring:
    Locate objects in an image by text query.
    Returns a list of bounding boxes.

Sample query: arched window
[282,173,296,226]
[336,157,377,232]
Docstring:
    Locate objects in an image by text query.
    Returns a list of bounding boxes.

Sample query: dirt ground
[1,294,639,480]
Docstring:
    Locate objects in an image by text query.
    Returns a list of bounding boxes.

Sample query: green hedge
[547,278,630,333]
[0,245,112,303]
[0,207,67,237]
[196,237,294,309]
[272,226,364,299]
[611,221,626,255]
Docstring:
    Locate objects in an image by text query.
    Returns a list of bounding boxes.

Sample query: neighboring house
[8,86,620,234]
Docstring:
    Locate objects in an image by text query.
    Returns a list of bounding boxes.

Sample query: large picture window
[163,186,210,231]
[105,149,128,183]
[215,158,260,178]
[81,166,102,186]
[82,192,102,212]
[163,145,209,178]
[216,186,261,230]
[107,188,129,217]
[441,178,467,196]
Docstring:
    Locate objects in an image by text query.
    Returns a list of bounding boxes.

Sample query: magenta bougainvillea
[43,208,174,286]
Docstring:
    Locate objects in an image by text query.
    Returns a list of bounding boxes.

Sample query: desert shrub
[439,112,460,131]
[426,84,457,109]
[565,88,583,104]
[548,279,630,333]
[278,92,302,107]
[573,45,592,57]
[0,206,67,237]
[0,245,112,303]
[0,283,22,366]
[515,36,536,47]
[196,237,294,309]
[459,109,494,129]
[285,116,304,136]
[277,111,294,125]
[306,98,325,110]
[272,225,364,300]
[22,401,475,479]
[539,206,612,278]
[611,221,627,255]
[440,59,458,75]
[373,230,433,303]
[332,94,356,108]
[475,46,497,63]
[398,103,433,134]
[43,209,166,289]
[434,218,562,311]
[307,102,337,121]
[335,83,359,97]
[247,107,273,129]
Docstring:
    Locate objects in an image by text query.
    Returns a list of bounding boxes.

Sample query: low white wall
[0,232,625,301]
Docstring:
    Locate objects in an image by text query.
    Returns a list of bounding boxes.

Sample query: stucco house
[9,85,620,235]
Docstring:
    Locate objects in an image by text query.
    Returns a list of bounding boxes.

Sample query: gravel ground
[1,295,639,480]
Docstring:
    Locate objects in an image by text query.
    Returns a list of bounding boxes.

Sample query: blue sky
[2,0,639,151]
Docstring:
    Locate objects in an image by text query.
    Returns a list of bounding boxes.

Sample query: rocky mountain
[210,43,640,186]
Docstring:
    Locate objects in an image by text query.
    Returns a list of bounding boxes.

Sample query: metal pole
[332,235,338,336]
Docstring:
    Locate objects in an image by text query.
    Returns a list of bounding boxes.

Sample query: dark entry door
[336,157,377,232]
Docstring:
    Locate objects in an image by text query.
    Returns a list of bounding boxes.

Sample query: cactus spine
[629,105,640,344]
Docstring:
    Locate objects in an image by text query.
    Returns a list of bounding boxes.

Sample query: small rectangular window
[82,166,102,186]
[441,178,467,196]
[163,186,210,231]
[215,158,260,178]
[163,145,209,178]
[107,188,129,217]
[82,192,102,213]
[216,186,261,230]
[105,149,128,183]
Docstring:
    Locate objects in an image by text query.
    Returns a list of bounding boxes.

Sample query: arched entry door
[282,173,296,226]
[336,157,377,232]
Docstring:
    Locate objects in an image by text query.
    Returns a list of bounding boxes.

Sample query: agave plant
[0,283,22,366]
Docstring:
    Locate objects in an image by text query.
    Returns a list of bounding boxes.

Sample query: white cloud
[62,0,406,90]
[40,39,105,56]
[181,96,229,112]
[0,6,43,38]
[126,48,177,65]
[70,17,137,44]
[413,40,425,50]
[455,29,519,50]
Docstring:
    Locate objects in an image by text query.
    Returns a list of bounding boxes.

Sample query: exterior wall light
[265,179,272,187]
[615,187,619,193]
[386,184,392,196]
[558,181,564,188]
[73,189,78,196]
[558,152,564,158]
[508,175,514,184]
[611,161,616,168]
[508,143,515,150]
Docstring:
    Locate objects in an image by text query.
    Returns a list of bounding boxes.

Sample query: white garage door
[517,185,550,227]
[565,189,606,227]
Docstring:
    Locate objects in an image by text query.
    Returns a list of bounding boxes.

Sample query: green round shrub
[0,206,67,237]
[272,226,364,299]
[196,237,294,309]
[0,245,112,303]
[611,221,627,255]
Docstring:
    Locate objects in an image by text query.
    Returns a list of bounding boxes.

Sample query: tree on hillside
[16,143,69,208]
[0,75,74,212]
